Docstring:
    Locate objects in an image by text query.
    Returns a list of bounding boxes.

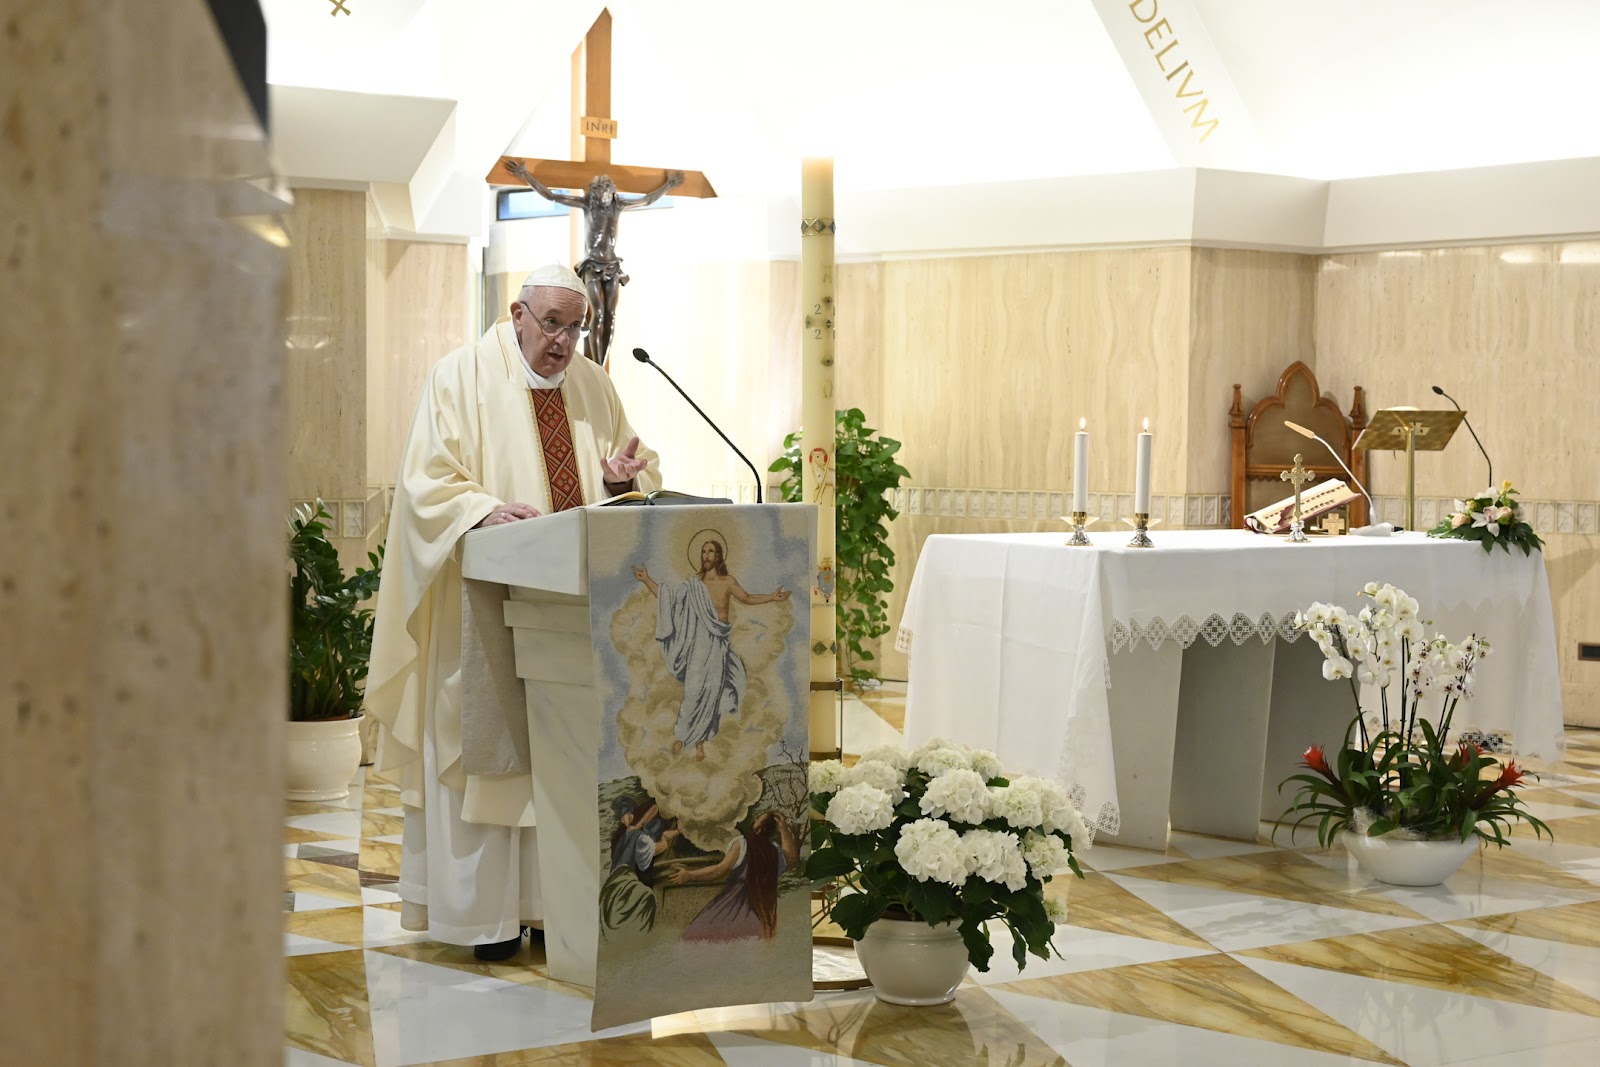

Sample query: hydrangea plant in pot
[807,738,1087,1005]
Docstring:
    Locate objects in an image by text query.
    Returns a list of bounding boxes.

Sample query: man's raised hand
[603,436,647,485]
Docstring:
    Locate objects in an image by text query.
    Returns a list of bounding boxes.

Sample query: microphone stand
[633,349,763,503]
[1432,386,1491,488]
[1283,420,1389,533]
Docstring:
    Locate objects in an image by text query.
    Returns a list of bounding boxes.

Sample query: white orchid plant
[1278,582,1551,846]
[806,739,1087,972]
[1428,480,1544,555]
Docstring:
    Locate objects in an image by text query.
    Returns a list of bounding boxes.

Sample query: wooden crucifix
[485,9,716,368]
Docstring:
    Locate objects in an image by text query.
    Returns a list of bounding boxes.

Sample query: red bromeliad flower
[1492,761,1527,791]
[1452,741,1480,769]
[1301,744,1338,784]
[1473,760,1527,807]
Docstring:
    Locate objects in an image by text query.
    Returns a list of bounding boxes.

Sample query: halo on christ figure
[686,529,729,572]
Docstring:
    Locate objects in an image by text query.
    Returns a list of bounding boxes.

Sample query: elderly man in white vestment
[367,264,661,960]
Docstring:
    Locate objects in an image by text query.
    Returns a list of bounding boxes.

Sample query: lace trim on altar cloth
[1068,784,1119,841]
[1109,611,1307,653]
[895,625,913,655]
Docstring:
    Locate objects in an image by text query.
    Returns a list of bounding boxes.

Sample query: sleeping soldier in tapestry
[599,795,679,934]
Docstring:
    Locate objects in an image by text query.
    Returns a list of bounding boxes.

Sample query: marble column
[0,2,287,1063]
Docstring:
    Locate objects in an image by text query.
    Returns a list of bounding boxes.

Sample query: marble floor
[286,686,1600,1066]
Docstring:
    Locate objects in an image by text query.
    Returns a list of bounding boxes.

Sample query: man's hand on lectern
[475,502,541,528]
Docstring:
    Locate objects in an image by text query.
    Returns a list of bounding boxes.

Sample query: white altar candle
[1134,418,1152,515]
[1073,418,1089,512]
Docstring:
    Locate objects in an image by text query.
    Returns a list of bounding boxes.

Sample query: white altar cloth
[898,530,1565,843]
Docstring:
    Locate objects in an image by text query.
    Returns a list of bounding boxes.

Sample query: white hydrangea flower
[912,736,962,760]
[858,744,913,772]
[969,749,1005,781]
[1020,831,1071,878]
[961,829,1028,891]
[1044,896,1069,923]
[824,783,897,835]
[895,818,969,885]
[920,768,992,825]
[809,759,846,795]
[990,783,1045,830]
[1034,780,1089,843]
[842,758,906,801]
[915,747,972,778]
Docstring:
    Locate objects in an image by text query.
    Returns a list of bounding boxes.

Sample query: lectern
[460,502,816,1029]
[1354,407,1465,530]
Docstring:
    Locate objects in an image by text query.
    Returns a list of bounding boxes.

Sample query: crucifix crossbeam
[485,8,715,368]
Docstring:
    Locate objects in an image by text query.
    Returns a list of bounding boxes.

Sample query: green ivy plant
[770,408,910,686]
[289,501,383,722]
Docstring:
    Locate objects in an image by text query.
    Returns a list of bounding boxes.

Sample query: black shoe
[473,936,521,961]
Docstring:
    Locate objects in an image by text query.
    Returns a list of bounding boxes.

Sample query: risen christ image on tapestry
[585,504,814,1029]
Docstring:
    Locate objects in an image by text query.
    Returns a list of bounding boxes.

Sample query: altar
[896,530,1565,849]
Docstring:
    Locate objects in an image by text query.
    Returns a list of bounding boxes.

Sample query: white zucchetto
[521,264,589,311]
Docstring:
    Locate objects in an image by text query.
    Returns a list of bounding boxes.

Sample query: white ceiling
[261,0,1600,240]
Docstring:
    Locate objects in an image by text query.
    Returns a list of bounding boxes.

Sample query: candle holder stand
[1063,511,1096,546]
[1126,512,1155,549]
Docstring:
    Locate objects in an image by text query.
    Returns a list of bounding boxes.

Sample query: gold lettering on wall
[1128,0,1220,144]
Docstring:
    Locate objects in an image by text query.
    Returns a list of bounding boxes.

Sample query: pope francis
[367,265,661,960]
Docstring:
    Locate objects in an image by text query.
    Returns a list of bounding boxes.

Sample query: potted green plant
[770,408,910,686]
[287,501,382,801]
[1276,581,1551,885]
[807,739,1087,1005]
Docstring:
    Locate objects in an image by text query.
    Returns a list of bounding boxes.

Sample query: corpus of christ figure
[505,161,684,367]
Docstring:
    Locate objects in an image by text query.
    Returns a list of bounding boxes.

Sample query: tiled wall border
[340,487,1600,537]
[1374,496,1600,535]
[885,486,1233,528]
[291,487,390,541]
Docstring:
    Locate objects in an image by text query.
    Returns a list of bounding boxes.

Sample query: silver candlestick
[1064,511,1096,546]
[1127,512,1154,548]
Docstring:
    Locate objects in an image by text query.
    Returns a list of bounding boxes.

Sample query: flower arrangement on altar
[1427,481,1544,555]
[1277,582,1552,848]
[806,739,1088,973]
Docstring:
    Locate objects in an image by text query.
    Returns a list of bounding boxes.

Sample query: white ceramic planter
[286,716,363,801]
[1342,830,1479,886]
[853,918,970,1006]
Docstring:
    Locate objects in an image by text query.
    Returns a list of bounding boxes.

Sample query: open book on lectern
[596,488,734,507]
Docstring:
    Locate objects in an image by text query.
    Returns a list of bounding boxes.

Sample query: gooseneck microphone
[1284,420,1392,535]
[1431,385,1492,489]
[632,348,762,504]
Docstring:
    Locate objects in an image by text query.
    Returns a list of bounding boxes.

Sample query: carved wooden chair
[1230,361,1369,530]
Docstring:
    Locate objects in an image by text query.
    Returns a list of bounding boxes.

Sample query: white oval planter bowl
[286,716,364,801]
[853,918,970,1006]
[1342,831,1479,886]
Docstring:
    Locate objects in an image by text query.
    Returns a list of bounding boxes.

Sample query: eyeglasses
[520,302,590,340]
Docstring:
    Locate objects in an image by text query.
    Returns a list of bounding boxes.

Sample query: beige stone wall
[0,1,286,1062]
[366,239,471,529]
[1316,243,1600,725]
[832,249,1199,680]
